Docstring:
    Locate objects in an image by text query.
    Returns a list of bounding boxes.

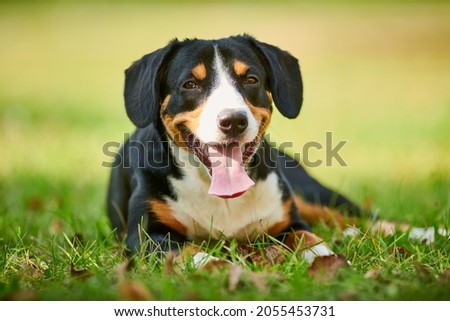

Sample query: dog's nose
[217,110,248,136]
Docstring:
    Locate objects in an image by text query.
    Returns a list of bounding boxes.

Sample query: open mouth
[183,130,259,172]
[180,127,259,198]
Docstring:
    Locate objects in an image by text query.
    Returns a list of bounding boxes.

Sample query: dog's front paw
[284,230,339,264]
[301,244,336,265]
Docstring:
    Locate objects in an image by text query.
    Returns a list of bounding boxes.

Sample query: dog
[107,35,362,266]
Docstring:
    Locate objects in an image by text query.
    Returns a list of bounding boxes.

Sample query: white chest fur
[166,149,285,242]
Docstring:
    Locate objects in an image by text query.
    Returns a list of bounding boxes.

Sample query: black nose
[217,110,248,137]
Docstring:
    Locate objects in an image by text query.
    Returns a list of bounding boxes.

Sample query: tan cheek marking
[192,63,207,80]
[161,102,206,148]
[265,91,273,104]
[148,199,187,236]
[245,99,272,137]
[293,195,356,230]
[267,198,292,236]
[161,94,171,112]
[233,60,249,76]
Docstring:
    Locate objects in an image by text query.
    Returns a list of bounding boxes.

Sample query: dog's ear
[246,36,303,119]
[124,40,179,128]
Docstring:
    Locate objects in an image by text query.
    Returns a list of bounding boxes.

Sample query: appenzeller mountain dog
[107,35,361,266]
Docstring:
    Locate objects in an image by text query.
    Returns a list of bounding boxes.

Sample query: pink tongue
[207,143,255,198]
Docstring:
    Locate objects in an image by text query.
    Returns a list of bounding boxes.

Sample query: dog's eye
[244,76,259,85]
[183,81,198,90]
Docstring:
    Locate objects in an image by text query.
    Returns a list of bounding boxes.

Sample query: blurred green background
[0,0,449,232]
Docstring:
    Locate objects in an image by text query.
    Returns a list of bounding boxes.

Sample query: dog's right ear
[124,40,179,128]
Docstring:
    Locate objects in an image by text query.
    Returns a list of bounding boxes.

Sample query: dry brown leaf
[389,246,412,258]
[164,251,176,275]
[69,263,92,280]
[201,259,232,272]
[228,265,244,292]
[438,269,450,284]
[413,262,434,281]
[26,196,45,212]
[263,245,288,266]
[5,289,37,301]
[115,258,135,281]
[370,220,410,236]
[308,255,349,282]
[238,244,287,267]
[362,197,373,210]
[370,220,397,236]
[338,290,359,301]
[72,233,84,245]
[119,279,153,301]
[247,271,268,294]
[49,219,65,234]
[364,269,380,279]
[238,244,257,257]
[238,244,266,265]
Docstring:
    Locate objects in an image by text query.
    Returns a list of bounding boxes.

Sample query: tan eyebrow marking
[233,60,249,76]
[192,63,207,80]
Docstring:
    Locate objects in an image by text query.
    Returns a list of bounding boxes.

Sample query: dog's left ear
[246,36,303,119]
[124,40,180,128]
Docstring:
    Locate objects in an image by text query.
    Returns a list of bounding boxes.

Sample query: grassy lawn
[0,1,449,300]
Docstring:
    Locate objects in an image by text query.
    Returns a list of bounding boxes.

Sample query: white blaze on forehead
[195,47,258,144]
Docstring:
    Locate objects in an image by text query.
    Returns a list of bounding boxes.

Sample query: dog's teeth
[202,144,208,156]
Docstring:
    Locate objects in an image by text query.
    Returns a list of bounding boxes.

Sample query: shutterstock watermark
[279,132,348,167]
[101,131,348,169]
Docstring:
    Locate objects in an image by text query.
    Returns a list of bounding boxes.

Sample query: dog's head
[124,35,303,198]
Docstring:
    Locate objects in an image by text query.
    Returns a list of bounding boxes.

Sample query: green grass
[1,2,449,300]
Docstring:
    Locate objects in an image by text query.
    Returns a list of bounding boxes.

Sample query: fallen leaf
[26,196,45,212]
[247,271,268,294]
[238,244,257,257]
[437,227,449,237]
[362,197,373,210]
[308,255,349,282]
[49,219,65,234]
[364,269,379,279]
[409,227,435,244]
[370,220,410,236]
[389,246,412,258]
[238,245,264,265]
[438,269,450,284]
[238,244,287,267]
[263,245,288,266]
[228,265,244,292]
[5,289,37,301]
[72,233,84,245]
[69,263,92,280]
[119,279,153,301]
[370,220,397,236]
[338,290,359,300]
[164,251,176,275]
[201,259,232,272]
[413,262,434,281]
[115,258,135,281]
[343,226,362,237]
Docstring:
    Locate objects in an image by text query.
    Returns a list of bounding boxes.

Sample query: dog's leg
[275,149,362,217]
[293,195,357,229]
[107,154,129,238]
